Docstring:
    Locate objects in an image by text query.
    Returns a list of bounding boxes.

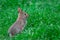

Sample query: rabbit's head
[18,8,28,20]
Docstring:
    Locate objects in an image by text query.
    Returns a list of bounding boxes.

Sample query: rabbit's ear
[18,8,23,14]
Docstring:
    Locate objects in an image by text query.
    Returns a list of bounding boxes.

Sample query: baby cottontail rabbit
[8,7,28,37]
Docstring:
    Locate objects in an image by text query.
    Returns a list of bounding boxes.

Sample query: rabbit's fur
[8,8,28,37]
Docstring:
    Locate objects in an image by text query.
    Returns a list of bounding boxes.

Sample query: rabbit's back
[8,22,20,36]
[8,20,26,36]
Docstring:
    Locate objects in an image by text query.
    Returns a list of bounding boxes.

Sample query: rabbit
[8,7,28,37]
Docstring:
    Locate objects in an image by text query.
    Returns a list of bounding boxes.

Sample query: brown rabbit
[8,7,28,37]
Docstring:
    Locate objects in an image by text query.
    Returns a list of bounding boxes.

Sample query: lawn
[0,0,60,40]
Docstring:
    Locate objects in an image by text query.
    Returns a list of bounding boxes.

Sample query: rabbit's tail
[8,33,12,37]
[6,32,15,40]
[3,32,12,40]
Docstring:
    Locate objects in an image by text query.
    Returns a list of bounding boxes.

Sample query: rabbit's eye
[24,14,26,15]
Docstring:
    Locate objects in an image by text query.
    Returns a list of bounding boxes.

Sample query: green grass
[0,0,60,40]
